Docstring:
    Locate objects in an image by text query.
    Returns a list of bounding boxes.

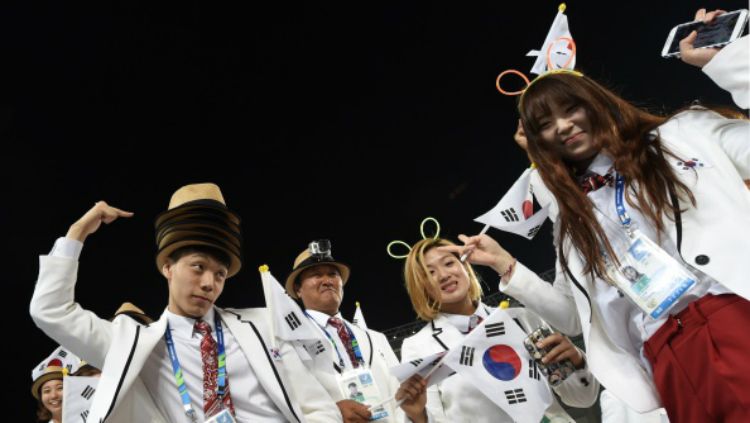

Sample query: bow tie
[579,171,614,194]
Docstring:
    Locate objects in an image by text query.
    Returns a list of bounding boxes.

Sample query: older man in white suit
[285,239,403,423]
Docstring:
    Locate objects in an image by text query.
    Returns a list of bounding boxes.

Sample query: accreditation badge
[608,229,697,319]
[336,367,388,421]
[204,409,236,423]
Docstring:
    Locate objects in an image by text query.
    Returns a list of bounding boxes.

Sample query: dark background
[6,0,746,418]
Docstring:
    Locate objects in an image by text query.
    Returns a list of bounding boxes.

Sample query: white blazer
[296,316,403,423]
[600,390,669,423]
[400,305,599,423]
[30,254,339,423]
[500,36,750,413]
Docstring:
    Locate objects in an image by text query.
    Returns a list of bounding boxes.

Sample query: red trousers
[643,294,750,422]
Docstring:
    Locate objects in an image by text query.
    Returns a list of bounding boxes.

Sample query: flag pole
[367,396,405,412]
[259,264,279,350]
[369,351,450,412]
[460,224,490,262]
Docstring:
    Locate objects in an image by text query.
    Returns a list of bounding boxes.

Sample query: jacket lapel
[430,315,464,351]
[89,315,167,422]
[219,308,303,423]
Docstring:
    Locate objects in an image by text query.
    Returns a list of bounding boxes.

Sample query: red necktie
[579,171,614,194]
[467,315,484,333]
[328,317,359,368]
[194,320,235,418]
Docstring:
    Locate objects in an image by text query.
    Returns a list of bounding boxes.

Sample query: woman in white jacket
[395,236,599,423]
[445,34,749,423]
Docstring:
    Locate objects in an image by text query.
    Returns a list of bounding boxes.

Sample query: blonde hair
[404,238,483,321]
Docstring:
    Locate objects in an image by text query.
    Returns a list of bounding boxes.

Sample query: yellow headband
[386,217,441,259]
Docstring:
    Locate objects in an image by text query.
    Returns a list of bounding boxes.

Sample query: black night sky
[6,0,746,417]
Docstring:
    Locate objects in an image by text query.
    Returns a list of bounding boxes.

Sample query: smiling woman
[395,236,599,423]
[403,238,482,321]
[461,34,750,422]
[31,347,82,423]
[535,101,597,170]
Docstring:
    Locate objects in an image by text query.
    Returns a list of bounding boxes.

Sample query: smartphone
[522,326,576,387]
[661,9,748,58]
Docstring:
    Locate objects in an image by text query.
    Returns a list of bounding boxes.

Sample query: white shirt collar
[305,309,343,328]
[585,153,614,176]
[164,306,216,338]
[441,303,491,333]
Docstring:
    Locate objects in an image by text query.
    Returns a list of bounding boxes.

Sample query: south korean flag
[474,167,549,240]
[527,3,576,75]
[442,308,553,423]
[63,375,99,423]
[389,351,455,388]
[259,267,329,368]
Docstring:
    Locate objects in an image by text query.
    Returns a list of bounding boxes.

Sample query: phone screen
[667,12,742,55]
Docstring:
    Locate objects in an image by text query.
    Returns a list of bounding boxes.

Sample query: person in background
[31,346,82,423]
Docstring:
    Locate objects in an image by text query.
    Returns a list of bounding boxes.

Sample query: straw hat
[113,302,154,325]
[154,183,242,277]
[285,240,350,299]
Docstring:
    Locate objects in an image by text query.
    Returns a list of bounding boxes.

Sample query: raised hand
[679,8,727,67]
[66,201,134,242]
[437,234,516,278]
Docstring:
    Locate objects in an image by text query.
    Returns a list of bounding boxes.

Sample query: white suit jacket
[600,390,669,423]
[500,35,750,412]
[400,305,599,423]
[30,254,339,423]
[295,316,403,423]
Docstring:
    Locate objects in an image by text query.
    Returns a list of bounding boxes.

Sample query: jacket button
[695,255,710,265]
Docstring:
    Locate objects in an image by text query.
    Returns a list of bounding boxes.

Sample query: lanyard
[305,312,364,369]
[165,314,228,422]
[614,173,633,234]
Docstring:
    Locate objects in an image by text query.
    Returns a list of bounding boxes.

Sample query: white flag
[260,267,329,363]
[390,351,454,387]
[62,375,98,423]
[527,4,576,75]
[442,308,553,423]
[474,167,549,239]
[352,301,368,331]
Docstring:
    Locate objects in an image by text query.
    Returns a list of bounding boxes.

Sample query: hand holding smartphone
[662,9,748,58]
[523,326,576,387]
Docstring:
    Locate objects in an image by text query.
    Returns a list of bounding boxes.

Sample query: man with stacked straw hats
[31,183,337,423]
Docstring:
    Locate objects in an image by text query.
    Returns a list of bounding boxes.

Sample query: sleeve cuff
[701,34,738,75]
[498,261,532,293]
[50,237,83,260]
[569,352,593,388]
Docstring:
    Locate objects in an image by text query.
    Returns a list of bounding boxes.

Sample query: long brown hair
[36,399,53,422]
[519,73,695,279]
